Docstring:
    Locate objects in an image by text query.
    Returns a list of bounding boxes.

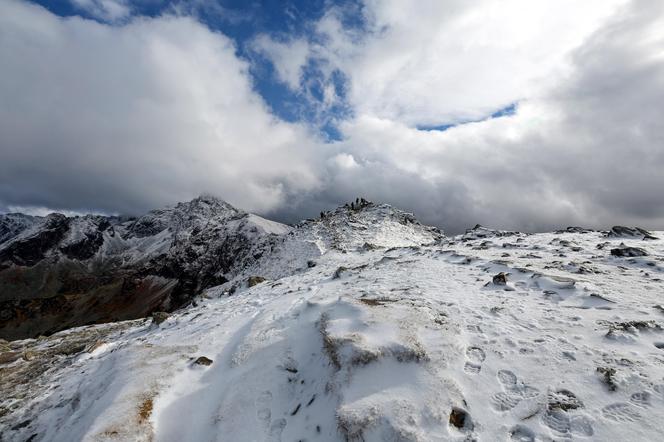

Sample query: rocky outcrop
[461,224,519,241]
[610,246,649,257]
[0,213,70,268]
[0,213,39,244]
[607,226,658,240]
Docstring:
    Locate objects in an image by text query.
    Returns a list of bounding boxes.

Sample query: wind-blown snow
[1,207,663,441]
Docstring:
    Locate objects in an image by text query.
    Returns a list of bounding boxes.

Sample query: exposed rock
[151,312,170,326]
[597,366,618,391]
[547,389,583,411]
[21,350,37,361]
[0,214,39,245]
[58,216,110,260]
[194,356,213,366]
[0,351,21,365]
[610,246,649,257]
[57,343,86,356]
[607,226,658,240]
[247,276,266,287]
[0,213,70,267]
[449,407,473,430]
[556,226,593,234]
[463,224,519,240]
[493,272,508,285]
[605,320,660,335]
[85,340,106,353]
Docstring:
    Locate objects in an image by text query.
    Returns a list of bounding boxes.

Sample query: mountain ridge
[0,196,440,340]
[1,199,662,441]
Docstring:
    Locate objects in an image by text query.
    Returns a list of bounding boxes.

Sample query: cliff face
[0,197,289,339]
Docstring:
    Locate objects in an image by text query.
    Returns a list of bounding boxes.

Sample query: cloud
[70,0,131,22]
[323,0,664,232]
[258,0,664,233]
[1,0,663,235]
[252,35,310,90]
[258,0,629,127]
[0,0,321,216]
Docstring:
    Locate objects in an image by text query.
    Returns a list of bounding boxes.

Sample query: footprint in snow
[540,389,594,437]
[601,402,642,422]
[491,370,542,413]
[497,369,517,387]
[542,409,594,436]
[570,415,594,437]
[463,346,485,375]
[629,391,651,408]
[256,390,273,428]
[268,418,287,442]
[466,324,483,334]
[491,391,522,411]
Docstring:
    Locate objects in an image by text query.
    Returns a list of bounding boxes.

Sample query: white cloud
[251,35,310,90]
[0,0,321,215]
[329,0,630,126]
[329,153,359,170]
[70,0,131,22]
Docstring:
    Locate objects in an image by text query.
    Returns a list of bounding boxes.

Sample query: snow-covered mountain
[1,199,663,441]
[0,196,289,340]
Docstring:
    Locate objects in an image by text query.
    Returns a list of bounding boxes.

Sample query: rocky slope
[1,200,663,441]
[0,196,289,340]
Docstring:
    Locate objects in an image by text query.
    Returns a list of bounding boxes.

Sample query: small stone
[547,389,583,411]
[247,276,266,287]
[22,350,37,361]
[492,272,508,285]
[194,356,213,366]
[449,407,473,430]
[597,366,618,391]
[152,311,170,325]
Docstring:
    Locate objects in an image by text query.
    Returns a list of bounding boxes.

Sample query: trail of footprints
[489,367,652,439]
[489,369,596,438]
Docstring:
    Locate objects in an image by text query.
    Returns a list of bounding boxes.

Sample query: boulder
[610,247,648,257]
[608,226,658,240]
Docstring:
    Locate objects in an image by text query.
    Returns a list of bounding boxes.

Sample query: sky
[1,0,663,233]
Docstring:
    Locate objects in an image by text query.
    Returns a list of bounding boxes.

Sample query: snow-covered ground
[1,205,663,441]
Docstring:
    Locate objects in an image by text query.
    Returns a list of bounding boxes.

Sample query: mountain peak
[179,195,239,213]
[299,198,444,252]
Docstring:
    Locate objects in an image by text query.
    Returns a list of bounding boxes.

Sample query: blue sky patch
[416,102,519,132]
